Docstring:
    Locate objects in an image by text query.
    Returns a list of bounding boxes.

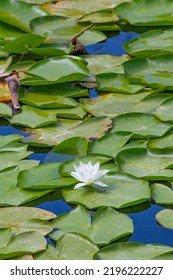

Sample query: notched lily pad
[155,209,173,229]
[50,205,134,245]
[151,183,173,205]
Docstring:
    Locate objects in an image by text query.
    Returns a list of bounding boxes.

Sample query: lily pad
[62,172,150,209]
[23,117,112,146]
[82,54,130,75]
[115,0,173,26]
[0,0,48,32]
[0,231,47,259]
[19,91,79,109]
[155,209,173,229]
[3,34,44,55]
[47,106,87,120]
[151,183,173,205]
[8,105,57,128]
[33,244,58,260]
[56,233,98,260]
[26,56,90,83]
[94,242,173,260]
[111,113,172,138]
[154,97,173,123]
[116,148,173,180]
[124,54,173,90]
[0,228,12,248]
[96,73,145,93]
[50,205,134,245]
[0,102,12,117]
[0,21,24,40]
[124,29,173,57]
[81,90,154,118]
[149,132,173,149]
[52,137,88,156]
[0,134,23,149]
[30,43,74,57]
[18,162,76,189]
[78,30,107,46]
[88,131,133,157]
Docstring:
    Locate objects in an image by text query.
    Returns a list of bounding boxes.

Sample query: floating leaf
[0,0,48,32]
[111,113,172,138]
[8,105,57,128]
[0,21,24,40]
[82,54,130,75]
[78,11,119,23]
[23,117,112,146]
[26,56,90,83]
[116,148,173,180]
[0,229,12,248]
[0,102,12,117]
[96,73,145,93]
[81,90,154,118]
[154,97,173,123]
[33,244,58,260]
[62,172,150,209]
[52,137,88,156]
[3,34,45,54]
[19,90,79,109]
[94,242,173,260]
[18,162,76,189]
[56,233,98,260]
[50,205,134,245]
[0,56,12,75]
[0,134,23,149]
[124,29,173,57]
[0,231,47,259]
[149,132,173,149]
[155,209,173,229]
[124,54,173,90]
[46,106,87,120]
[30,43,74,56]
[151,183,173,205]
[115,0,173,26]
[88,131,132,157]
[78,30,107,46]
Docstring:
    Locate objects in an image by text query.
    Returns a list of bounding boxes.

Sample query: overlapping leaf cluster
[1,0,173,260]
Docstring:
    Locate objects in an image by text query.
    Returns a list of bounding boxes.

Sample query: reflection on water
[1,31,173,247]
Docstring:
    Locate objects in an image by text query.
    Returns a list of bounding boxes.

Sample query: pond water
[1,30,173,248]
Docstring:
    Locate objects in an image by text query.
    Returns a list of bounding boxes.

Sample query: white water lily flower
[70,161,109,189]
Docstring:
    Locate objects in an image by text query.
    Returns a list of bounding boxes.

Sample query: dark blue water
[1,30,173,247]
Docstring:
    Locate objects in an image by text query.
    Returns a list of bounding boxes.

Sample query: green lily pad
[33,244,58,260]
[124,29,173,57]
[149,132,173,149]
[3,34,45,54]
[0,206,56,225]
[62,172,150,209]
[88,131,133,157]
[50,205,134,245]
[151,183,173,205]
[0,102,12,117]
[26,56,90,83]
[0,229,12,248]
[81,90,154,118]
[30,43,74,57]
[0,56,12,75]
[94,242,173,260]
[78,30,107,46]
[23,117,112,146]
[0,21,24,40]
[116,148,173,180]
[8,105,57,128]
[46,106,87,120]
[0,134,23,149]
[111,113,172,138]
[52,137,88,156]
[30,15,90,44]
[154,97,173,123]
[0,231,47,259]
[0,0,48,32]
[19,90,79,109]
[24,84,89,98]
[115,0,173,26]
[124,54,173,90]
[96,73,145,93]
[82,54,130,75]
[78,11,119,23]
[56,233,98,260]
[155,209,173,229]
[18,162,76,189]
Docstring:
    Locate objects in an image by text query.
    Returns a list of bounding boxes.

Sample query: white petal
[93,169,109,181]
[95,180,109,187]
[70,171,83,181]
[93,161,100,173]
[74,182,86,189]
